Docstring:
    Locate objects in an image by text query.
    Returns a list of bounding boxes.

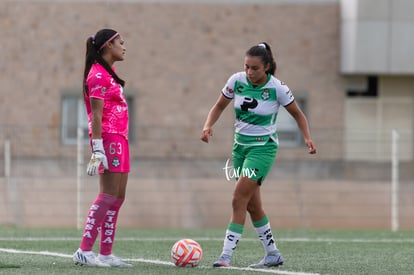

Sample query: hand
[87,151,109,176]
[86,139,109,176]
[200,128,213,143]
[305,139,317,154]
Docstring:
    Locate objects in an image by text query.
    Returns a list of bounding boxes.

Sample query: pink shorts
[97,134,130,174]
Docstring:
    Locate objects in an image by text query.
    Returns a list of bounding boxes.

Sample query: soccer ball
[170,238,203,267]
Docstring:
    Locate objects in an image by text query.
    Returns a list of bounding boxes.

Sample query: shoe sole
[74,260,88,267]
[73,257,86,266]
[249,262,284,268]
[104,263,133,267]
[213,262,230,268]
[73,253,91,266]
[267,261,283,267]
[73,259,110,267]
[97,258,133,267]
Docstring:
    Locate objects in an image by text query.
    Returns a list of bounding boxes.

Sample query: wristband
[91,139,104,153]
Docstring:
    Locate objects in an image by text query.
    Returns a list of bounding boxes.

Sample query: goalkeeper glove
[86,139,109,176]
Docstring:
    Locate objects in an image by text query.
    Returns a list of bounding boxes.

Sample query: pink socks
[99,198,124,256]
[79,193,117,252]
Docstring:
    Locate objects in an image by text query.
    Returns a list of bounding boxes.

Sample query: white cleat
[249,251,284,268]
[212,254,231,267]
[98,254,133,267]
[73,248,111,267]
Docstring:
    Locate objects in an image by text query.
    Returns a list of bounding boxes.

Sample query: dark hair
[246,42,277,75]
[83,28,125,94]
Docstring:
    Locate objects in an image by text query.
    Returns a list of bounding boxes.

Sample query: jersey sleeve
[221,73,240,99]
[276,80,295,107]
[87,71,111,100]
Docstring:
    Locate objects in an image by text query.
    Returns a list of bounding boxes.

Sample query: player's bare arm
[285,101,317,154]
[90,97,104,139]
[201,94,232,143]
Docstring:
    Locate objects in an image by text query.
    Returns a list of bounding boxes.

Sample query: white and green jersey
[222,72,294,146]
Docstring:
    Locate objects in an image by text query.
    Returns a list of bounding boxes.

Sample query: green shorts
[232,140,278,185]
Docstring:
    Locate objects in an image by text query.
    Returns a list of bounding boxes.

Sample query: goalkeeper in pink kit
[72,28,132,267]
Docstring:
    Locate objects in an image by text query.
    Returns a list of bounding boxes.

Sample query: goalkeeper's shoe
[73,249,110,267]
[212,254,231,267]
[249,251,284,268]
[98,254,133,267]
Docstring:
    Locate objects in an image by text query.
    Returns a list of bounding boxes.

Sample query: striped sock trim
[253,215,269,228]
[228,222,244,234]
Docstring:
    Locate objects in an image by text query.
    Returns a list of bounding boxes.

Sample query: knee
[231,192,249,211]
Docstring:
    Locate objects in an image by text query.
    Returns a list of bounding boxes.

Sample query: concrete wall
[0,0,344,160]
[2,174,413,230]
[0,159,413,229]
[1,1,413,230]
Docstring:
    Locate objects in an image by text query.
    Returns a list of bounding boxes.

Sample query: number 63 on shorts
[102,134,130,173]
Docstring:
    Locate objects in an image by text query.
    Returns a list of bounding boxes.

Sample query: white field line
[0,247,319,275]
[1,236,412,275]
[0,236,413,243]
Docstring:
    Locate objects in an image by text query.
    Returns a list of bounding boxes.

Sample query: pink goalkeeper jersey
[84,63,129,139]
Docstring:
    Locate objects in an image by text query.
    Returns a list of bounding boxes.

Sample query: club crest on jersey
[261,89,270,100]
[112,156,120,167]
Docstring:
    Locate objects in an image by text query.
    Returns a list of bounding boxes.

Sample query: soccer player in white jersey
[72,29,132,267]
[201,42,316,268]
